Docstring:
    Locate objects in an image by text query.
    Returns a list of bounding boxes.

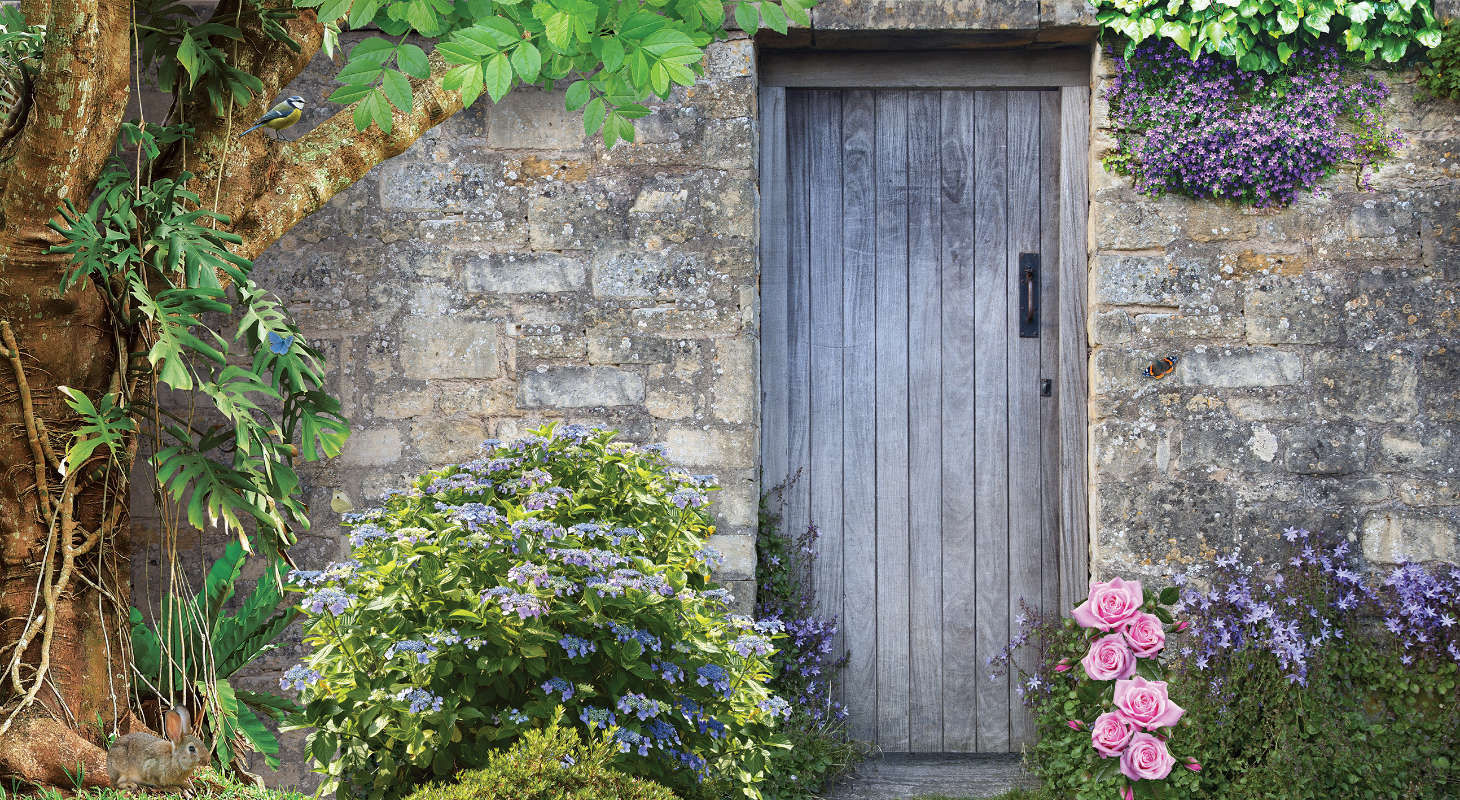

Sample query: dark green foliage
[1175,633,1459,799]
[1419,20,1460,100]
[129,541,301,773]
[49,122,347,561]
[401,714,681,800]
[1095,0,1441,73]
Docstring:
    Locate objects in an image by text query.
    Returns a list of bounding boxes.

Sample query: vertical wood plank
[937,89,979,753]
[841,89,879,743]
[1005,91,1044,750]
[874,90,912,752]
[906,89,944,753]
[759,87,790,500]
[785,91,813,570]
[1058,86,1091,611]
[807,89,846,685]
[971,90,1011,754]
[1037,90,1062,625]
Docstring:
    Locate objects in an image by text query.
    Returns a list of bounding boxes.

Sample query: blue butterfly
[267,331,295,355]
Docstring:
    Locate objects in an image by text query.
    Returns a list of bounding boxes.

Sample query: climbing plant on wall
[1095,0,1442,73]
[1103,40,1403,205]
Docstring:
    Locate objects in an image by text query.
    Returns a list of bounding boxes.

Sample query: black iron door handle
[1018,252,1039,338]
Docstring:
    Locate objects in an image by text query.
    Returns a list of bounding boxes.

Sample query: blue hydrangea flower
[384,640,437,664]
[396,688,443,714]
[670,488,708,509]
[348,524,392,548]
[280,664,321,692]
[579,706,616,730]
[559,635,596,659]
[616,692,664,721]
[695,664,730,695]
[541,677,574,701]
[303,587,356,615]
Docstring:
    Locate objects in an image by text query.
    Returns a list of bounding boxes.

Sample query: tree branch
[0,0,131,250]
[198,51,465,261]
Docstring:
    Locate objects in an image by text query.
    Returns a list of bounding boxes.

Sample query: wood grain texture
[938,89,980,753]
[759,87,790,498]
[1005,91,1044,749]
[784,92,813,573]
[807,90,847,690]
[1057,86,1091,611]
[905,89,945,753]
[873,90,912,752]
[1037,90,1063,635]
[970,90,1011,754]
[841,89,880,743]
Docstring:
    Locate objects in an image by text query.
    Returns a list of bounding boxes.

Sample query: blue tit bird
[239,95,305,137]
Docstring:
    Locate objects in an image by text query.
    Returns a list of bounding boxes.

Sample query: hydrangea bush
[283,425,786,800]
[753,488,860,799]
[1104,40,1402,205]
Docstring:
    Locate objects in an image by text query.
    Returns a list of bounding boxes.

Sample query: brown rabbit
[107,705,209,790]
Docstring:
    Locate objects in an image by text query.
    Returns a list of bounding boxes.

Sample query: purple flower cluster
[1106,41,1402,206]
[670,488,709,509]
[695,664,731,695]
[483,586,548,619]
[579,705,616,729]
[1179,528,1460,686]
[756,518,850,725]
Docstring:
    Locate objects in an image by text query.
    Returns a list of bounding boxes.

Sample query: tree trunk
[0,0,137,785]
[0,0,465,784]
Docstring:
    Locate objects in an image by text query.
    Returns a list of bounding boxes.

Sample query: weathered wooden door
[759,61,1088,755]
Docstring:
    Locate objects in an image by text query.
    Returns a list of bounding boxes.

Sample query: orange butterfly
[1143,356,1179,380]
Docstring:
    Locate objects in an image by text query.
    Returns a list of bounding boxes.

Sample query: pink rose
[1121,612,1166,658]
[1082,634,1138,681]
[1072,577,1144,631]
[1114,676,1185,731]
[1119,732,1175,781]
[1090,711,1135,758]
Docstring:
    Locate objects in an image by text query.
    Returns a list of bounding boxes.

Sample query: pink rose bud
[1120,732,1176,781]
[1082,633,1139,681]
[1121,612,1167,658]
[1174,620,1191,633]
[1185,758,1202,772]
[1113,675,1186,731]
[1090,711,1135,758]
[1120,784,1134,800]
[1055,659,1072,673]
[1072,577,1144,631]
[1067,719,1086,731]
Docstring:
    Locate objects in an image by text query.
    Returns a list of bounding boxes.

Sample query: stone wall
[1086,47,1460,580]
[129,32,760,789]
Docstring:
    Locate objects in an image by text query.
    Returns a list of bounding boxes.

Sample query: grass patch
[0,768,306,800]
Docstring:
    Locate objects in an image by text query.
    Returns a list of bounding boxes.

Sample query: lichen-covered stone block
[518,366,646,408]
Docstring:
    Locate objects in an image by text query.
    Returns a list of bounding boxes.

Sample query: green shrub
[1095,0,1442,73]
[401,712,680,800]
[1419,19,1460,99]
[285,424,786,800]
